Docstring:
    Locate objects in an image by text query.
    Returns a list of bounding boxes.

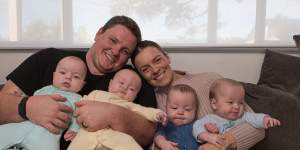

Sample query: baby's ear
[210,98,217,110]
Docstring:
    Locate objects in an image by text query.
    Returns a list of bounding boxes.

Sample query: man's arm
[0,80,27,123]
[75,100,156,146]
[111,105,157,146]
[0,80,72,134]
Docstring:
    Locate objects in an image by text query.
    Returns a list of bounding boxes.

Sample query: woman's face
[133,47,173,87]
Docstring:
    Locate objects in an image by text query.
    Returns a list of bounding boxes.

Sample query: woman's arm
[75,100,157,146]
[226,103,265,149]
[227,123,265,149]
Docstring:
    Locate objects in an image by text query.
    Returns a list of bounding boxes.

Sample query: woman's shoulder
[173,72,222,90]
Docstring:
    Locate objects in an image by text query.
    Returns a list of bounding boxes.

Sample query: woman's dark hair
[101,15,142,42]
[131,40,167,66]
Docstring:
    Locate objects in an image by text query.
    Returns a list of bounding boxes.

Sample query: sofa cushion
[257,49,300,97]
[243,83,300,150]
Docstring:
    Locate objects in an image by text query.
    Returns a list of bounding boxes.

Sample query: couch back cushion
[243,83,300,150]
[257,49,300,97]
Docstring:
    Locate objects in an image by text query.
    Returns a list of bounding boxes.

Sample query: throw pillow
[257,49,300,97]
[243,83,300,150]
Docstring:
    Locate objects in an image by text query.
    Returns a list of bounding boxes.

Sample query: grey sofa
[242,49,300,150]
[1,50,299,150]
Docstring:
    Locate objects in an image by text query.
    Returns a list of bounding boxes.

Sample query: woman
[131,40,265,150]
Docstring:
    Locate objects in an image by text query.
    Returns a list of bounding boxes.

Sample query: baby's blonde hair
[209,78,243,100]
[168,84,199,113]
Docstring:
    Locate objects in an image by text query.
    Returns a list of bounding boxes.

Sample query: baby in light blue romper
[0,56,87,150]
[193,78,281,147]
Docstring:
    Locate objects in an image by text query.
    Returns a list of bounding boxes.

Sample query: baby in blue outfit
[154,84,200,150]
[0,56,87,150]
[193,78,281,149]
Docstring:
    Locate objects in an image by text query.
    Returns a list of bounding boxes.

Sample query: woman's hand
[155,135,179,150]
[199,132,225,147]
[160,141,179,150]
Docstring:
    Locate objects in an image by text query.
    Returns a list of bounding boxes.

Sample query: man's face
[87,25,137,74]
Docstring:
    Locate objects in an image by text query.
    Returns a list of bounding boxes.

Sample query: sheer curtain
[0,0,300,48]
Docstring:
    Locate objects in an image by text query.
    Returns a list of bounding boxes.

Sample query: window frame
[0,0,299,50]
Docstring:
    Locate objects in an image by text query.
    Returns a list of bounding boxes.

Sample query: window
[265,0,300,45]
[0,0,9,41]
[22,0,62,41]
[0,0,300,48]
[217,0,256,45]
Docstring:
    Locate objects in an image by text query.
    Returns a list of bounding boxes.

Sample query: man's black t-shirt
[6,48,157,149]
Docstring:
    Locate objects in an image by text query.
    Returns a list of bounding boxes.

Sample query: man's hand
[75,100,112,132]
[263,115,281,128]
[26,94,72,134]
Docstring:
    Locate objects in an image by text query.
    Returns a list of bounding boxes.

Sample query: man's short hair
[101,15,142,42]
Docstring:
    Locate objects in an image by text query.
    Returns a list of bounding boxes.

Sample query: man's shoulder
[37,47,87,58]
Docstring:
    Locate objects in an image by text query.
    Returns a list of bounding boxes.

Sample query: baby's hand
[263,115,281,128]
[205,123,219,134]
[157,111,168,126]
[64,130,77,141]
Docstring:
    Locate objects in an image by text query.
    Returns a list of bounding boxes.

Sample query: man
[0,16,157,149]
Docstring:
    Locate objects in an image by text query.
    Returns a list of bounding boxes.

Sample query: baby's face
[108,69,141,101]
[166,90,197,126]
[211,84,245,120]
[53,58,86,92]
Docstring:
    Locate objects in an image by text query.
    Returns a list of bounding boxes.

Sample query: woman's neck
[158,71,185,92]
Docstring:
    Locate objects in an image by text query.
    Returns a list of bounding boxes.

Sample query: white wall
[0,51,33,84]
[169,52,265,83]
[0,50,265,84]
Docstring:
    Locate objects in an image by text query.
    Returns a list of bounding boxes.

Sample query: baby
[0,56,87,150]
[154,84,200,150]
[68,69,167,150]
[193,78,281,149]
